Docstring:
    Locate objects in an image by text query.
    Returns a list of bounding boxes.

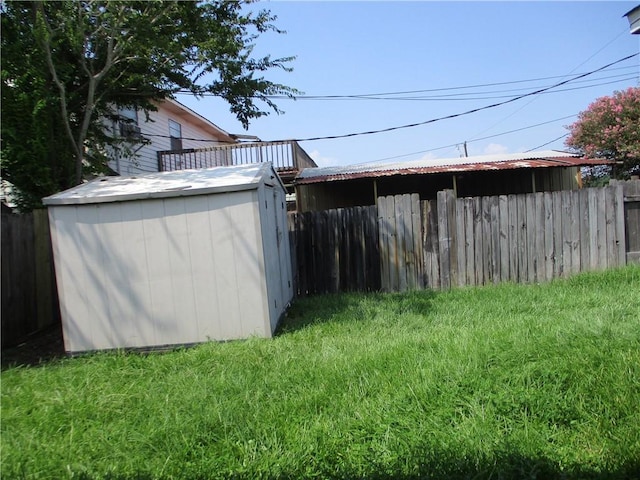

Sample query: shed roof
[44,163,281,206]
[296,150,611,185]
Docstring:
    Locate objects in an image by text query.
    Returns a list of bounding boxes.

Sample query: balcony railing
[157,140,317,178]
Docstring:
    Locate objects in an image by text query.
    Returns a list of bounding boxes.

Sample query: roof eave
[160,99,237,143]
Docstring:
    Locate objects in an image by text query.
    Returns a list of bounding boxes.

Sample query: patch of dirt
[1,323,66,369]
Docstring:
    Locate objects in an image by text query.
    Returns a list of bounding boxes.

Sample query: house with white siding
[106,97,317,210]
[108,98,237,176]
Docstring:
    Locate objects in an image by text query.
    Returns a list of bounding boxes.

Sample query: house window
[118,107,141,139]
[169,119,183,150]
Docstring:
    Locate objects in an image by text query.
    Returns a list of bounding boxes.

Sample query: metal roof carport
[294,151,612,212]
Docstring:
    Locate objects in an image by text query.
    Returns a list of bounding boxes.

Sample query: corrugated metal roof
[296,150,611,185]
[44,163,279,206]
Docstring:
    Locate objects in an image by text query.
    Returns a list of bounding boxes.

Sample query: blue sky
[176,1,640,167]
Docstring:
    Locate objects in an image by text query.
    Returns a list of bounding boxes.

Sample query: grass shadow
[276,289,437,336]
[44,453,640,480]
[358,451,640,480]
[1,323,66,370]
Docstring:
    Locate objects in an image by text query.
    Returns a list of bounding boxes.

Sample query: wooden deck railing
[157,140,317,174]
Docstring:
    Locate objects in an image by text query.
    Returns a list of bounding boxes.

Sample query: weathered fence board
[469,197,481,285]
[421,199,439,289]
[395,196,408,291]
[436,190,454,290]
[499,195,510,283]
[378,194,422,292]
[551,191,562,278]
[378,198,390,291]
[587,188,597,270]
[411,195,424,290]
[507,195,517,281]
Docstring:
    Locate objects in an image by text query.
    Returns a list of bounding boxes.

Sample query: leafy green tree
[1,3,74,210]
[565,87,640,180]
[1,0,295,210]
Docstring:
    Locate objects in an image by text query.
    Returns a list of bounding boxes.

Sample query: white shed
[43,163,293,353]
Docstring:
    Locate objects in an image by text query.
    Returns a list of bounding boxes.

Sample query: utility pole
[457,142,469,158]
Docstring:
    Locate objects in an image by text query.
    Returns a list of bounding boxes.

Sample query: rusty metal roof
[295,150,612,185]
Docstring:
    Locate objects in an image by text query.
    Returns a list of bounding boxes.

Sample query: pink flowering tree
[565,87,640,179]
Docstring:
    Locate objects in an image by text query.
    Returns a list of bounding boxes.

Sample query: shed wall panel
[162,198,201,344]
[184,195,223,341]
[50,189,272,352]
[230,190,271,338]
[141,200,180,346]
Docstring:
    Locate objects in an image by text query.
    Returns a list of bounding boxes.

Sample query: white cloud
[483,143,509,155]
[309,149,340,167]
[416,152,438,162]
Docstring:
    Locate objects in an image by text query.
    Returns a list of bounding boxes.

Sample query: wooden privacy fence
[288,205,380,295]
[423,187,626,290]
[1,209,59,347]
[289,183,633,296]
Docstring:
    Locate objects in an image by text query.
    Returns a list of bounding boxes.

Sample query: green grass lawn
[2,266,640,479]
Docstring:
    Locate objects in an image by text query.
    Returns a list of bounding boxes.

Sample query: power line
[301,76,636,102]
[525,134,569,152]
[142,113,578,148]
[276,53,638,143]
[148,55,637,145]
[368,114,577,163]
[468,29,634,141]
[272,72,637,101]
[173,64,637,100]
[149,55,636,145]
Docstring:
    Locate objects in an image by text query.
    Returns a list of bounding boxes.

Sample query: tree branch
[34,3,83,166]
